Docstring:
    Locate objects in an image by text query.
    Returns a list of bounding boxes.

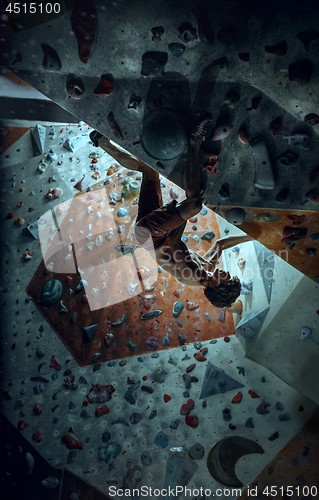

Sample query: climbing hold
[177,22,197,43]
[66,75,85,99]
[172,301,184,318]
[305,189,319,204]
[183,373,199,389]
[297,30,319,51]
[94,74,113,96]
[141,310,163,320]
[168,42,185,57]
[141,451,152,466]
[201,231,215,241]
[41,279,62,306]
[86,384,115,404]
[186,364,196,373]
[153,366,167,383]
[98,443,121,463]
[212,125,232,141]
[185,415,198,428]
[288,59,312,84]
[207,436,264,487]
[194,352,206,362]
[41,43,62,70]
[306,247,317,256]
[222,408,232,421]
[141,108,187,160]
[299,326,312,341]
[189,443,205,460]
[269,117,282,138]
[141,51,168,77]
[129,412,142,424]
[117,207,128,217]
[62,431,83,450]
[219,183,230,199]
[245,417,254,428]
[71,0,97,63]
[304,113,319,127]
[145,336,158,350]
[238,125,249,144]
[180,399,195,415]
[108,112,124,140]
[238,52,249,61]
[224,89,240,108]
[225,207,246,225]
[125,382,140,404]
[268,432,279,442]
[110,313,126,326]
[275,187,290,204]
[264,40,287,56]
[231,392,242,404]
[186,301,199,311]
[256,401,270,415]
[200,207,208,216]
[248,389,259,398]
[164,394,171,403]
[154,432,169,448]
[82,324,98,344]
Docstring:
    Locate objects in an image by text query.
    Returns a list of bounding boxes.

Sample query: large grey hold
[124,382,141,404]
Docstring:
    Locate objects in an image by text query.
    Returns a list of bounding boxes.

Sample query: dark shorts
[134,179,186,249]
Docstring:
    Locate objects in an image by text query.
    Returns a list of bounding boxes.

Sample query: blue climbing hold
[200,207,208,215]
[162,335,170,346]
[117,208,128,217]
[173,301,184,318]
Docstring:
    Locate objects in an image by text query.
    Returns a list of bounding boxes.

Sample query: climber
[90,122,251,307]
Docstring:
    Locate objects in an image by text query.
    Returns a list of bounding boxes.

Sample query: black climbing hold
[66,74,85,99]
[151,26,164,42]
[288,59,312,84]
[275,187,290,204]
[219,183,230,199]
[296,31,319,51]
[141,108,187,160]
[264,40,287,56]
[128,93,142,110]
[238,52,249,62]
[41,43,62,70]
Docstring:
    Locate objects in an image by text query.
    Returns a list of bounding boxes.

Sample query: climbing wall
[1,124,319,498]
[1,0,319,212]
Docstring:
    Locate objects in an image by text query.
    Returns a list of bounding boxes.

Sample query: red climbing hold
[248,389,260,398]
[94,74,114,96]
[180,398,195,415]
[32,429,43,443]
[224,336,231,343]
[231,391,242,404]
[62,431,83,450]
[163,394,171,403]
[185,414,198,428]
[186,364,196,373]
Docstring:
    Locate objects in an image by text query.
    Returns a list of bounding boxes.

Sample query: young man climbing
[90,122,251,307]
